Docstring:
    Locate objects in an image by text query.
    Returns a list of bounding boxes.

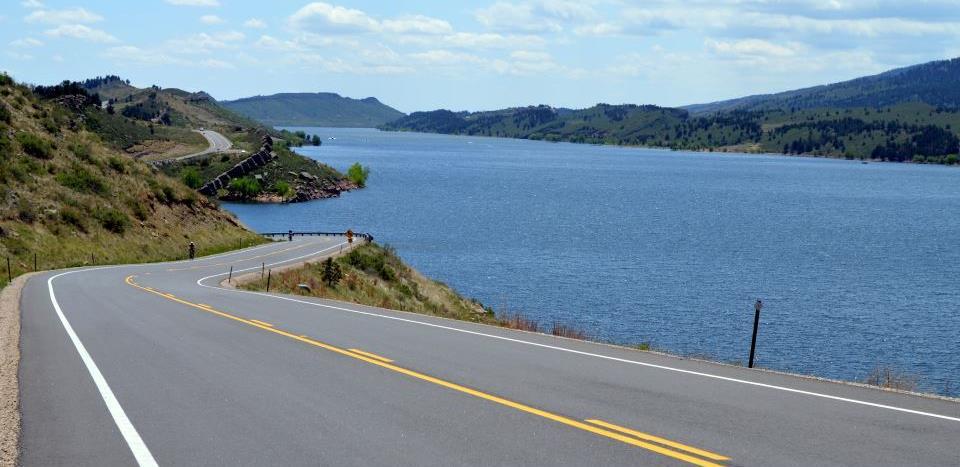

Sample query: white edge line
[48,271,159,467]
[194,246,960,424]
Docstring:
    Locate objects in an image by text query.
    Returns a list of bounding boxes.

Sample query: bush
[60,207,86,232]
[96,207,129,234]
[56,165,108,195]
[182,167,203,189]
[0,102,10,124]
[0,73,13,86]
[107,156,126,173]
[17,198,36,223]
[69,143,93,163]
[127,198,149,221]
[272,180,291,197]
[347,162,370,187]
[946,154,959,165]
[16,132,53,159]
[228,177,261,199]
[321,257,343,286]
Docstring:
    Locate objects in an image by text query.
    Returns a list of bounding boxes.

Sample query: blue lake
[225,127,960,395]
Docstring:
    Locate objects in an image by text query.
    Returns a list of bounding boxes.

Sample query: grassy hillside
[81,76,358,202]
[382,57,960,165]
[0,73,264,281]
[222,92,405,128]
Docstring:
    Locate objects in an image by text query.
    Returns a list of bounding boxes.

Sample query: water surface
[226,127,960,395]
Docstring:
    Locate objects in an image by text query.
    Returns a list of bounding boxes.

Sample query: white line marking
[196,256,960,424]
[48,271,159,466]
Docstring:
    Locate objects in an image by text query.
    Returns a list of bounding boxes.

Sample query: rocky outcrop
[198,136,276,196]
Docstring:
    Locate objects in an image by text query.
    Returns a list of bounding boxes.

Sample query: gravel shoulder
[1,273,35,467]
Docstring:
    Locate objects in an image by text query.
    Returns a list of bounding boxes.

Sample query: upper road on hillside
[174,129,233,161]
[18,237,960,466]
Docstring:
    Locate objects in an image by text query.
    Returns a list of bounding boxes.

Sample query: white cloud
[409,49,485,65]
[290,2,378,33]
[10,37,43,47]
[166,31,245,53]
[399,32,546,50]
[6,51,34,61]
[706,38,802,58]
[201,14,224,24]
[25,7,102,24]
[44,24,117,43]
[510,50,551,61]
[21,0,43,9]
[381,15,453,34]
[244,18,267,28]
[164,0,219,6]
[475,1,598,33]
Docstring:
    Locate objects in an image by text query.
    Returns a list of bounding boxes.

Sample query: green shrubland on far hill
[222,92,405,128]
[381,56,960,164]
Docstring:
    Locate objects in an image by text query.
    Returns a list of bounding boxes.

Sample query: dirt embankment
[1,273,35,467]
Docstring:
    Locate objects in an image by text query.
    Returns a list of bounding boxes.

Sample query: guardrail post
[6,257,10,284]
[266,269,271,292]
[228,266,233,284]
[261,262,265,279]
[748,299,762,368]
[33,252,37,272]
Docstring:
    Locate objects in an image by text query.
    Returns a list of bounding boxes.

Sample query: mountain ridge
[221,92,405,128]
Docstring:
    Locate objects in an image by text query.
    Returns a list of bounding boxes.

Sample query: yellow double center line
[124,275,729,466]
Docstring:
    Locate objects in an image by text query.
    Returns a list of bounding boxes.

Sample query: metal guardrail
[259,231,374,242]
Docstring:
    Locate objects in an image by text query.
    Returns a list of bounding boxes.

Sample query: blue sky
[2,1,959,112]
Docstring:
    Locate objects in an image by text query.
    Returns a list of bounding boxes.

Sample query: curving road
[174,130,233,161]
[18,236,960,466]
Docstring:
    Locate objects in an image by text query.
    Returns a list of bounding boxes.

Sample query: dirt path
[1,273,35,467]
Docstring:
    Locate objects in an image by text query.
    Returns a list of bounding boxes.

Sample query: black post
[266,269,271,292]
[748,299,762,368]
[228,266,233,284]
[90,253,94,265]
[6,257,11,284]
[261,262,265,279]
[33,252,37,272]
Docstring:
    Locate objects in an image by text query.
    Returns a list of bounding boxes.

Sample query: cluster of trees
[32,80,101,107]
[871,126,960,161]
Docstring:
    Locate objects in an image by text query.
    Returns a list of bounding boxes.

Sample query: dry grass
[864,366,919,392]
[550,321,588,340]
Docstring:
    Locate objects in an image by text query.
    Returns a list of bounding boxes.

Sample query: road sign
[346,229,354,244]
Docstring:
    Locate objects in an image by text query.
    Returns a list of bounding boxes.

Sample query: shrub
[182,167,203,189]
[127,198,149,221]
[17,198,36,223]
[69,143,93,163]
[228,177,261,199]
[60,207,86,231]
[96,207,130,234]
[321,257,343,286]
[16,132,53,159]
[946,154,959,165]
[107,156,126,173]
[56,165,108,195]
[272,180,291,197]
[347,162,370,187]
[0,102,10,124]
[0,73,13,86]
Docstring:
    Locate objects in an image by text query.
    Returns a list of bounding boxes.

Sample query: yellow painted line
[347,348,394,363]
[585,419,729,461]
[197,304,212,309]
[250,319,274,327]
[123,275,728,466]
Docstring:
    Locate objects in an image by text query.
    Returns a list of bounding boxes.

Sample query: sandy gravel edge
[1,273,36,467]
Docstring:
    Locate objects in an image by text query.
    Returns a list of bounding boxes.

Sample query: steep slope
[0,73,263,277]
[685,57,960,115]
[221,92,405,127]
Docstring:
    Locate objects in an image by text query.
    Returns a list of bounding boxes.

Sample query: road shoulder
[0,273,35,467]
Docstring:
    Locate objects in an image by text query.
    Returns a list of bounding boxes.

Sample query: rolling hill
[381,56,960,164]
[221,92,405,128]
[684,57,960,115]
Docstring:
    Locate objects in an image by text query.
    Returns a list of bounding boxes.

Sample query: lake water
[225,127,960,395]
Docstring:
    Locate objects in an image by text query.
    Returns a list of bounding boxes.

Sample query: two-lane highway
[174,130,233,161]
[19,236,960,465]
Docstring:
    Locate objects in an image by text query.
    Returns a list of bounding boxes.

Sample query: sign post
[748,299,762,368]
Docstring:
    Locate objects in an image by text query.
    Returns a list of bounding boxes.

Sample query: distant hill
[221,92,405,128]
[381,57,960,165]
[685,57,960,115]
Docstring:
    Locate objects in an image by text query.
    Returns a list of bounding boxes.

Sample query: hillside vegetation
[82,76,358,202]
[222,92,405,128]
[0,73,264,280]
[381,57,960,164]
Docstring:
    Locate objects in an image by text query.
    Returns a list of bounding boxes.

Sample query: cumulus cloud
[290,2,453,35]
[25,7,102,24]
[166,31,245,53]
[475,0,599,33]
[201,14,224,24]
[165,0,219,6]
[244,18,267,28]
[44,24,117,43]
[10,37,43,47]
[21,0,43,8]
[381,15,453,34]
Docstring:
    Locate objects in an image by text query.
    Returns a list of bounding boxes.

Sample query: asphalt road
[18,236,960,466]
[174,130,233,161]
